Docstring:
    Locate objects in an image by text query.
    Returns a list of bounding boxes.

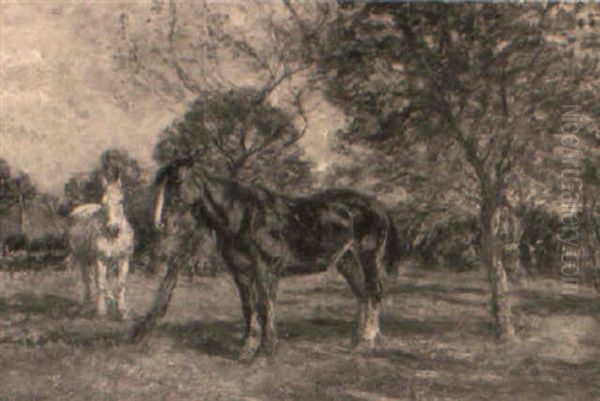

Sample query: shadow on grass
[157,320,242,360]
[515,289,600,317]
[280,316,491,340]
[0,292,134,348]
[45,326,128,347]
[389,282,487,296]
[265,348,481,401]
[0,292,82,319]
[284,281,487,308]
[151,311,493,361]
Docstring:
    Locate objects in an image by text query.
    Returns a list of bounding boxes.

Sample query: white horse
[68,177,134,318]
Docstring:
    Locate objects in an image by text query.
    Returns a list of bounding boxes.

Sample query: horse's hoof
[352,335,385,353]
[116,310,133,321]
[129,322,148,344]
[352,339,373,353]
[256,341,278,359]
[80,304,95,317]
[372,334,387,347]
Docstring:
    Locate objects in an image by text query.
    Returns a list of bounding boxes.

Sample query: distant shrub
[27,234,69,256]
[2,234,28,255]
[393,203,568,274]
[393,205,480,270]
[519,206,562,274]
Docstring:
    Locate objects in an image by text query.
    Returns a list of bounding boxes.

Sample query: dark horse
[130,156,401,361]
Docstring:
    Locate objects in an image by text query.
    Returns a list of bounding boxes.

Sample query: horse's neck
[113,207,127,221]
[196,173,239,229]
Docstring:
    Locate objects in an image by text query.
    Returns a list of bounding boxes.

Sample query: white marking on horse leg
[116,257,130,317]
[363,299,381,342]
[356,300,367,341]
[264,298,276,338]
[95,259,108,317]
[239,311,260,362]
[257,291,278,355]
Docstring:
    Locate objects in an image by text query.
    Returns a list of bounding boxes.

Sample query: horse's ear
[100,176,107,189]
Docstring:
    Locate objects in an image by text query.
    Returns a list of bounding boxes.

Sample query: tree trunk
[480,203,516,340]
[18,194,25,235]
[582,184,600,292]
[498,206,527,284]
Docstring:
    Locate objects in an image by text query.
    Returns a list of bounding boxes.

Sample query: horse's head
[153,156,202,230]
[101,176,125,238]
[147,156,202,273]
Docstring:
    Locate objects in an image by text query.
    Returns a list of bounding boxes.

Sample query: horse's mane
[154,155,197,188]
[70,203,102,219]
[153,155,373,206]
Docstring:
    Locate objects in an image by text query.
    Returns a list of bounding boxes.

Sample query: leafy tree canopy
[155,88,313,191]
[0,158,37,215]
[64,148,144,207]
[316,2,598,211]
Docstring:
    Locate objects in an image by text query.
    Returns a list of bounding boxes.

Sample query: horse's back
[249,187,388,269]
[70,203,102,219]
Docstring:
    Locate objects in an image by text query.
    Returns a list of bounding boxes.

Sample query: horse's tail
[381,211,402,278]
[129,259,181,343]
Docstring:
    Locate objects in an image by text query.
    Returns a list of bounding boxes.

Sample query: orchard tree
[113,0,334,192]
[113,1,329,101]
[0,158,13,215]
[11,173,36,231]
[154,88,312,191]
[64,148,144,207]
[0,158,37,230]
[99,148,144,194]
[64,174,97,207]
[312,2,599,339]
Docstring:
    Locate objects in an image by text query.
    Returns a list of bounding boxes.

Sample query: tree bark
[18,194,25,235]
[480,202,516,340]
[582,184,600,292]
[498,206,527,284]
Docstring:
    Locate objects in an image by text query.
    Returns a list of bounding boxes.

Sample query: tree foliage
[311,2,600,337]
[0,158,37,217]
[63,148,144,207]
[155,88,313,191]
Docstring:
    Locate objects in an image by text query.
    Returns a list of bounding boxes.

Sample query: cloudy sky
[1,1,344,195]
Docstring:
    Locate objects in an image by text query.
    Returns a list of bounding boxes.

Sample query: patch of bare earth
[1,264,598,400]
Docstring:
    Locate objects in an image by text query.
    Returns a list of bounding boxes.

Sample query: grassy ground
[1,263,599,401]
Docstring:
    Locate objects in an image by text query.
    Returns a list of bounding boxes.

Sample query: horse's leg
[78,257,93,307]
[233,272,260,362]
[116,256,130,319]
[95,258,109,317]
[358,249,384,347]
[129,255,181,343]
[254,256,278,356]
[336,251,369,345]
